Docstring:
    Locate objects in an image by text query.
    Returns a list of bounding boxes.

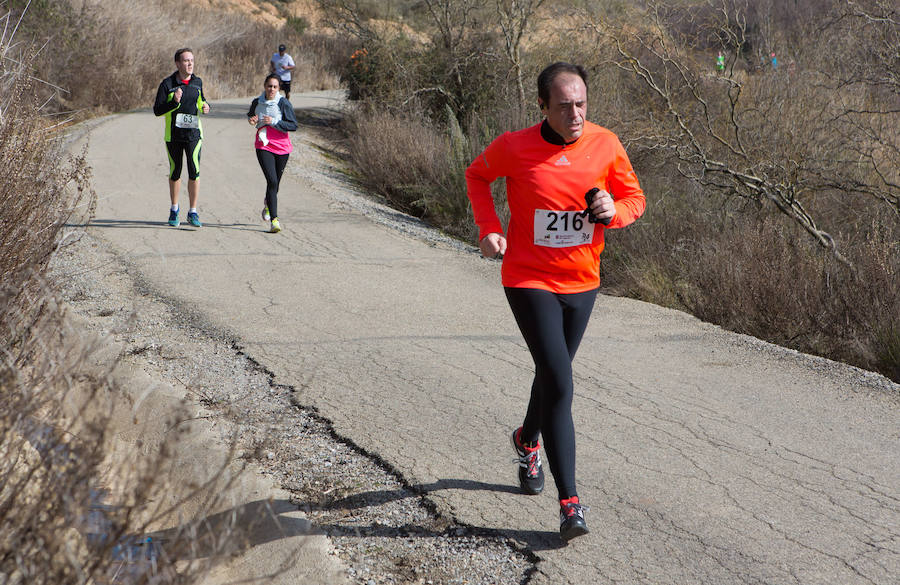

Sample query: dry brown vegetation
[2,1,325,582]
[0,33,179,583]
[12,0,343,119]
[1,0,896,580]
[322,0,899,381]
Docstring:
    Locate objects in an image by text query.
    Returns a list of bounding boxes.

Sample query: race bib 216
[533,209,595,248]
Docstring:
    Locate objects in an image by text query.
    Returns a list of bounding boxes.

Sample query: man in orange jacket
[466,62,646,542]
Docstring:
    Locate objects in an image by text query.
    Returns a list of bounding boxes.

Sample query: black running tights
[504,286,598,500]
[256,149,289,219]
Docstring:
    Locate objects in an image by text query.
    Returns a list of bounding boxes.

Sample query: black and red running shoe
[559,496,589,542]
[510,427,544,495]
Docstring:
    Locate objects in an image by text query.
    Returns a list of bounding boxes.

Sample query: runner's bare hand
[480,233,507,258]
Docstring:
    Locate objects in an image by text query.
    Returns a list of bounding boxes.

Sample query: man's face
[176,52,194,78]
[540,73,587,142]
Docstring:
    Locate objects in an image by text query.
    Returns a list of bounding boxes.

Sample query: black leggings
[505,286,598,500]
[256,149,289,219]
[166,139,201,180]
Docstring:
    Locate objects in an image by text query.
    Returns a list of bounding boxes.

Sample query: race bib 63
[175,113,199,129]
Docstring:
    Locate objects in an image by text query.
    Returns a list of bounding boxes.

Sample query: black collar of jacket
[540,119,579,146]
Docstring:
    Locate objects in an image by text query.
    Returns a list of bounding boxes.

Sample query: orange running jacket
[465,121,646,293]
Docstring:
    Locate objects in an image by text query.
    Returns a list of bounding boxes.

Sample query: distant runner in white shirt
[270,44,296,99]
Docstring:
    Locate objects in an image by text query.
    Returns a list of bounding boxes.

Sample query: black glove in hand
[584,188,612,226]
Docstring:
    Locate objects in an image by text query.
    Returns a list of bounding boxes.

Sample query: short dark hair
[265,73,281,87]
[174,47,193,62]
[537,62,588,106]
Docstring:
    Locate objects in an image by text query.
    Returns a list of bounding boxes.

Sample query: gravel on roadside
[48,108,536,584]
[51,227,534,585]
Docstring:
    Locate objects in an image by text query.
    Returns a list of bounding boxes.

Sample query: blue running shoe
[187,211,202,227]
[167,208,180,227]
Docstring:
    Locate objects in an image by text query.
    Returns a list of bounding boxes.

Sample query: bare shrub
[320,0,515,121]
[9,0,342,118]
[0,281,252,584]
[0,38,135,581]
[321,0,542,242]
[325,0,899,380]
[580,0,898,259]
[566,0,899,379]
[603,172,900,380]
[344,105,477,239]
[0,11,278,583]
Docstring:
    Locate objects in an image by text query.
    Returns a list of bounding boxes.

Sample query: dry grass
[16,0,341,119]
[0,4,290,583]
[343,105,476,239]
[327,0,900,381]
[602,175,900,381]
[0,45,135,582]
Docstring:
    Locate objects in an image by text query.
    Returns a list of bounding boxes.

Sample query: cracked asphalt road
[71,93,900,584]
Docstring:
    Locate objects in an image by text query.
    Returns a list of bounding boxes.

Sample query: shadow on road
[320,479,521,511]
[137,498,313,556]
[92,499,310,581]
[206,101,252,121]
[295,107,343,128]
[106,481,565,569]
[70,219,263,231]
[206,100,343,128]
[307,478,567,552]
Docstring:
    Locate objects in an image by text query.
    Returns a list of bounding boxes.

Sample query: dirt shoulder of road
[50,107,534,584]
